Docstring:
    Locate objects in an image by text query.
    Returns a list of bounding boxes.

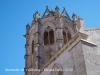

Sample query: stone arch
[40,22,56,63]
[40,22,55,45]
[51,63,63,75]
[64,23,74,37]
[44,26,55,45]
[62,26,72,45]
[40,22,55,34]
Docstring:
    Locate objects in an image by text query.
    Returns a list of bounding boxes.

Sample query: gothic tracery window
[63,29,71,45]
[44,26,54,45]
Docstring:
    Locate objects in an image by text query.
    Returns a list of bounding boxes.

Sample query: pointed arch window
[44,26,54,45]
[63,30,71,45]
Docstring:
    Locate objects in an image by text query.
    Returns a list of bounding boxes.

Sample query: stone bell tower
[24,6,100,75]
[24,6,89,75]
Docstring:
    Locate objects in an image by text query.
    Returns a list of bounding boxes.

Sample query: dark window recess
[44,31,49,45]
[63,31,67,44]
[49,30,54,44]
[32,40,34,53]
[67,32,71,41]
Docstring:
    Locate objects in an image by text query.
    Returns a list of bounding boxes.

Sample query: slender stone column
[55,17,63,50]
[24,24,32,75]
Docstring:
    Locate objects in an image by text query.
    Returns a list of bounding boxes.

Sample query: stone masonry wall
[82,40,100,75]
[85,28,100,55]
[38,40,87,75]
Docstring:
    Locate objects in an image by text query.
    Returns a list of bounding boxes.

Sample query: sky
[0,0,100,75]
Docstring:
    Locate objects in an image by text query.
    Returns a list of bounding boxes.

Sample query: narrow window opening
[44,31,49,45]
[32,40,34,53]
[49,30,54,44]
[63,31,67,44]
[67,32,71,41]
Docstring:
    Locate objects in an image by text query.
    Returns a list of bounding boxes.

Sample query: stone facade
[24,6,100,75]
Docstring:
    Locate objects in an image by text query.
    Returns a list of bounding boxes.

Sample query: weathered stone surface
[24,6,100,75]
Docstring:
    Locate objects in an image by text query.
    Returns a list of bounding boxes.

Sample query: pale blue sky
[0,0,100,75]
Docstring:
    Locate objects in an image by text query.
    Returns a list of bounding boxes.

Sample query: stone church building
[24,6,100,75]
